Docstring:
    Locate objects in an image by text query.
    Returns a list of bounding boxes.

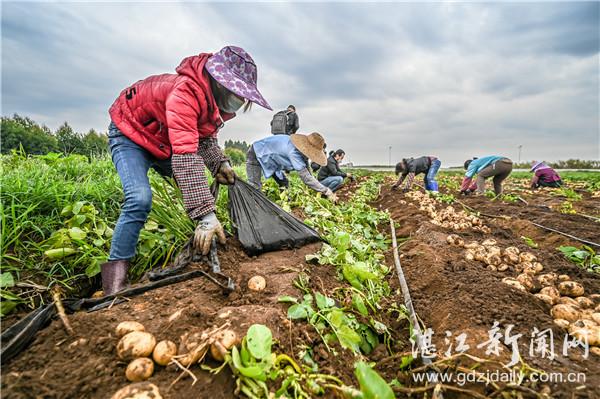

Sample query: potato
[210,329,238,361]
[485,254,502,267]
[558,281,585,297]
[519,252,537,263]
[558,274,571,282]
[502,278,527,292]
[516,274,534,291]
[126,358,154,382]
[116,321,146,338]
[591,347,600,357]
[570,319,598,331]
[592,313,600,325]
[551,304,581,322]
[535,294,554,306]
[152,340,177,366]
[497,263,510,272]
[575,297,595,309]
[474,249,487,262]
[504,246,520,255]
[464,242,480,249]
[117,332,157,360]
[556,296,580,307]
[588,294,600,304]
[455,237,465,247]
[248,276,266,291]
[111,382,162,399]
[569,326,600,346]
[487,247,502,257]
[486,265,497,272]
[446,234,460,245]
[464,250,475,261]
[539,286,560,300]
[531,262,544,274]
[553,319,570,329]
[536,273,557,287]
[482,239,497,247]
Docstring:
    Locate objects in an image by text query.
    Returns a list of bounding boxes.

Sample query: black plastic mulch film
[1,178,321,364]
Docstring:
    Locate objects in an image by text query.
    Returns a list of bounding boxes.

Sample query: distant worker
[270,105,300,135]
[460,156,513,195]
[392,156,441,193]
[530,161,563,189]
[317,149,354,192]
[246,133,337,202]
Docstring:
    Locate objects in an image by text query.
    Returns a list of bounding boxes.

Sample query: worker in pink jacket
[103,46,271,296]
[530,161,563,189]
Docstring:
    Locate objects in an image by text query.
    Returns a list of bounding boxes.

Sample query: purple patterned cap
[206,46,272,110]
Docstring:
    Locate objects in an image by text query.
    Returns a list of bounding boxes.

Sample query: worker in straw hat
[102,46,271,296]
[246,133,338,202]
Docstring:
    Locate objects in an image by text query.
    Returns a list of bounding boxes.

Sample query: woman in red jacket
[103,46,271,296]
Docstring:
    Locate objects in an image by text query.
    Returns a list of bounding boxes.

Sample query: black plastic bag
[228,179,321,255]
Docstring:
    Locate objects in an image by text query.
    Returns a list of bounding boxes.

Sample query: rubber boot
[101,260,129,296]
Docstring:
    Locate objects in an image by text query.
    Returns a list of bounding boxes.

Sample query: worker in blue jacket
[460,156,513,195]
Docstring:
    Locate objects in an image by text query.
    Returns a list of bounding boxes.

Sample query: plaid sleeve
[197,138,229,176]
[404,172,415,190]
[171,153,215,220]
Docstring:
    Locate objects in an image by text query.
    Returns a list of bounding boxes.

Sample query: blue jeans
[424,159,441,191]
[108,122,172,260]
[319,176,344,192]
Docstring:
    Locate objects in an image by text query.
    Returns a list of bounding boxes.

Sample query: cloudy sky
[2,1,599,166]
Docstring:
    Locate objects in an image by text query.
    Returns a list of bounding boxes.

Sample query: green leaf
[0,300,17,316]
[44,247,76,260]
[0,272,15,289]
[287,304,308,320]
[60,204,73,216]
[68,227,87,240]
[0,289,21,301]
[93,238,105,247]
[231,346,265,379]
[337,325,362,352]
[355,361,394,399]
[246,324,272,359]
[144,220,159,231]
[352,294,369,316]
[277,295,298,304]
[85,260,101,277]
[72,201,85,215]
[315,292,335,310]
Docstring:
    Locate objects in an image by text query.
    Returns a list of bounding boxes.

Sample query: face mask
[219,94,246,114]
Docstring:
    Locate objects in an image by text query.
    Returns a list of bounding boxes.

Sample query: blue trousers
[108,122,172,260]
[319,176,344,192]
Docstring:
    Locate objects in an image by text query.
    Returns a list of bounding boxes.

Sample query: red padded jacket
[109,53,234,159]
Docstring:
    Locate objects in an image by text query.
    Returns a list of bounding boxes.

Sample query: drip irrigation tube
[389,218,444,394]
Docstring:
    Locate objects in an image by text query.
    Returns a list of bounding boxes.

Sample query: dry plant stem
[52,290,73,335]
[169,358,198,389]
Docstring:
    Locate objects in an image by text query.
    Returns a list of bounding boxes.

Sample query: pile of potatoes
[447,235,600,355]
[114,321,238,383]
[448,236,538,273]
[407,191,490,233]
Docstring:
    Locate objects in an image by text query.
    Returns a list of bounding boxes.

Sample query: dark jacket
[399,156,432,177]
[286,112,299,134]
[318,155,347,180]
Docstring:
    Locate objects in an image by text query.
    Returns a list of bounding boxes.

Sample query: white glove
[325,189,338,203]
[194,212,226,255]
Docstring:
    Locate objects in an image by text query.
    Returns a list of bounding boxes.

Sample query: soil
[373,180,600,398]
[2,177,599,399]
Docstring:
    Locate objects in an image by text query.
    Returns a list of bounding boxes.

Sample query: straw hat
[290,132,327,166]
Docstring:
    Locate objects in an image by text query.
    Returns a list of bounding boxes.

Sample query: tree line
[1,114,107,156]
[513,160,600,169]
